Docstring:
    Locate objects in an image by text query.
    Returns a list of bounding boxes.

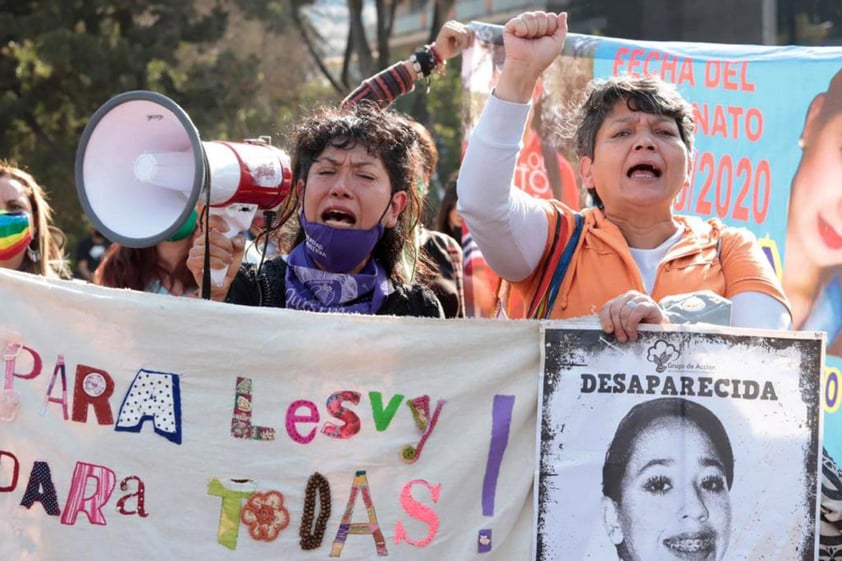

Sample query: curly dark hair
[274,102,423,284]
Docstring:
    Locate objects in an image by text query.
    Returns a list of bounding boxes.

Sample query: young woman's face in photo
[608,417,731,561]
[302,144,406,231]
[791,107,842,267]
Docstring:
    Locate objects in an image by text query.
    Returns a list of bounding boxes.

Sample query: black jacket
[226,257,443,318]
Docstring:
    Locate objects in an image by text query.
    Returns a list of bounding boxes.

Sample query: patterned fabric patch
[230,377,276,441]
[321,391,361,439]
[116,475,149,517]
[19,461,60,515]
[40,354,69,420]
[401,397,447,464]
[286,400,319,444]
[60,461,116,525]
[71,365,114,425]
[240,490,290,542]
[330,470,387,557]
[4,343,43,384]
[115,369,182,444]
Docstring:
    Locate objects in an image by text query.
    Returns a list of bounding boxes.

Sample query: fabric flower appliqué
[240,490,290,542]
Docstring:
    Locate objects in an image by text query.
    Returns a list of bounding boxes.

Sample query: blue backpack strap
[525,206,567,318]
[542,212,584,318]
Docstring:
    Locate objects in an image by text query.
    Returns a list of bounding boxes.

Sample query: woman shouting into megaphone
[186,103,443,318]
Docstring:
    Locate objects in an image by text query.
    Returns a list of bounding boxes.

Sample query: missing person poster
[537,324,824,561]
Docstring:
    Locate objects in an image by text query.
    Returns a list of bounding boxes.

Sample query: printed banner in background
[0,269,539,561]
[463,21,842,464]
[538,326,824,561]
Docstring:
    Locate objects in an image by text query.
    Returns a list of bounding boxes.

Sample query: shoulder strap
[521,206,567,318]
[530,212,584,319]
[492,209,584,320]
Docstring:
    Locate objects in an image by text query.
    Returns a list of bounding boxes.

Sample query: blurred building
[390,0,841,47]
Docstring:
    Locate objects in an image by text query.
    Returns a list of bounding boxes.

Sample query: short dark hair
[602,397,734,504]
[574,76,695,209]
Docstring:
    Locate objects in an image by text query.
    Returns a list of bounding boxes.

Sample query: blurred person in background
[94,208,199,297]
[74,224,110,281]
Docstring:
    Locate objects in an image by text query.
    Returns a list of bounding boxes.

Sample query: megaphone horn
[75,90,293,283]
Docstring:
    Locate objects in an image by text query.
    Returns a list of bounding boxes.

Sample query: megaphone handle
[210,264,230,287]
[207,205,258,287]
[208,224,236,288]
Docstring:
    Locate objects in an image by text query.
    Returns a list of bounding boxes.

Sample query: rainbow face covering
[0,211,33,261]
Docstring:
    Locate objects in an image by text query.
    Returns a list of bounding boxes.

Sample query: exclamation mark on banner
[478,394,515,553]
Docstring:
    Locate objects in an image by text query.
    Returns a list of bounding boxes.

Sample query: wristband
[410,45,437,78]
[429,43,444,66]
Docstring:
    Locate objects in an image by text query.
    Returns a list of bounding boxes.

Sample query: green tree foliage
[0,0,464,263]
[0,0,334,258]
[0,1,230,246]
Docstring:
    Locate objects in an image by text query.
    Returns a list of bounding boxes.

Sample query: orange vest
[508,202,790,320]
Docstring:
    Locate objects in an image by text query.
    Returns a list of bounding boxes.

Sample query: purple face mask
[300,211,385,273]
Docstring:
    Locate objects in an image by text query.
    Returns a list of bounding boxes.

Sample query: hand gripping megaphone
[75,90,293,285]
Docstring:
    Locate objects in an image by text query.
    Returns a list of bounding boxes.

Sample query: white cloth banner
[0,269,537,560]
[0,269,824,560]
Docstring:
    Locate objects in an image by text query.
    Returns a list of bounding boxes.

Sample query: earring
[798,137,805,150]
[607,524,624,545]
[26,243,40,263]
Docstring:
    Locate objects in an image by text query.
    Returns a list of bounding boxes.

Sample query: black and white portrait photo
[601,397,733,561]
[535,325,823,561]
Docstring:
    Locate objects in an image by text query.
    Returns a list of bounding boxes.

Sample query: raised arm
[341,20,474,109]
[457,12,568,282]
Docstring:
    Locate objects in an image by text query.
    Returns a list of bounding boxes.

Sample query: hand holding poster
[537,326,824,560]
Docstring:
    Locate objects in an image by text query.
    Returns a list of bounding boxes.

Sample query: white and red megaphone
[75,90,292,285]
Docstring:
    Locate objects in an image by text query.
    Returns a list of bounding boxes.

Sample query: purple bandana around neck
[284,244,390,314]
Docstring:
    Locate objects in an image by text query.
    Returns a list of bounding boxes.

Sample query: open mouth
[322,209,356,228]
[818,214,842,250]
[627,163,662,179]
[663,532,715,559]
